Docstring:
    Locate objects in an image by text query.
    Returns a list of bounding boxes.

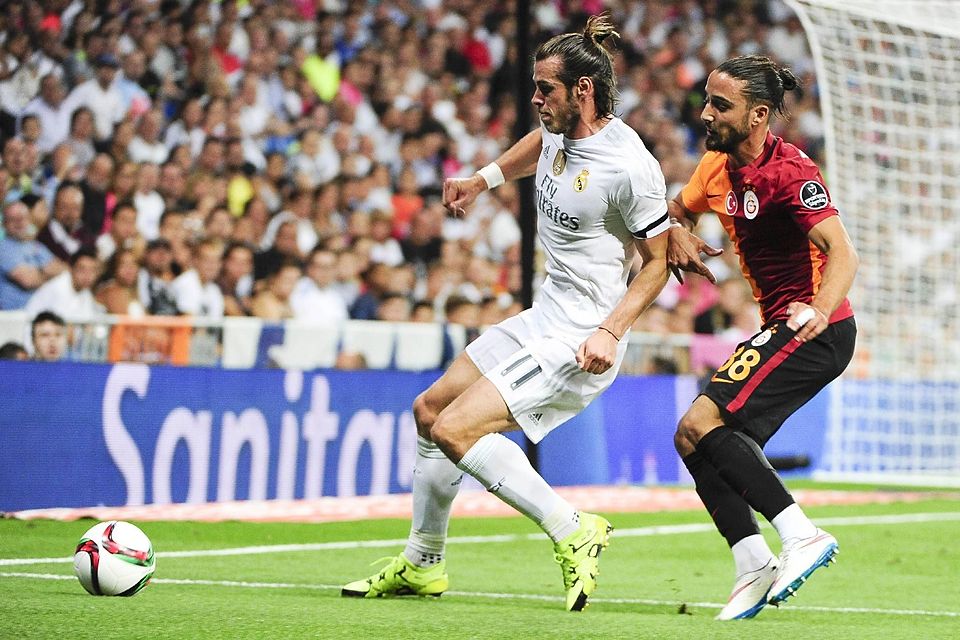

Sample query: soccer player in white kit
[342,14,672,612]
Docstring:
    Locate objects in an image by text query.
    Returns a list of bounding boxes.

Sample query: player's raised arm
[442,128,543,216]
[666,195,723,284]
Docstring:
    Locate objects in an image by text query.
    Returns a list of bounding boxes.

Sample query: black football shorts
[700,317,856,447]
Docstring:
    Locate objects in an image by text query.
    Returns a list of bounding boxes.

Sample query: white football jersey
[534,118,668,333]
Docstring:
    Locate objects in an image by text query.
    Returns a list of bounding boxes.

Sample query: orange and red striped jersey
[680,132,854,325]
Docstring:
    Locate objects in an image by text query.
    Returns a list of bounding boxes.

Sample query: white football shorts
[465,307,627,443]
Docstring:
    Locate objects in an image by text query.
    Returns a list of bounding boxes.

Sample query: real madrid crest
[573,169,589,192]
[552,149,566,176]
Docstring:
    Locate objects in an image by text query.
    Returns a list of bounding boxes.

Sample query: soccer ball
[73,521,156,596]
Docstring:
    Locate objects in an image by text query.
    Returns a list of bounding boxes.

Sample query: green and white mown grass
[1,492,958,640]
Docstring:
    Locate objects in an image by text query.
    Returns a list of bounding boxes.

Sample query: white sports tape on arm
[477,162,505,190]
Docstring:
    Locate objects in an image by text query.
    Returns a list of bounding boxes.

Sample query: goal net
[786,0,960,485]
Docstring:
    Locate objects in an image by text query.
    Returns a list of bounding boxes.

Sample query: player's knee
[412,392,437,439]
[673,428,696,456]
[428,410,460,457]
[675,412,706,452]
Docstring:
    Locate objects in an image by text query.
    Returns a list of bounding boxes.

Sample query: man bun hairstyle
[716,55,801,120]
[535,13,620,117]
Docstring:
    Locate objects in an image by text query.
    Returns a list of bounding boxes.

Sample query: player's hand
[576,329,618,375]
[666,225,723,284]
[786,301,828,343]
[442,175,486,217]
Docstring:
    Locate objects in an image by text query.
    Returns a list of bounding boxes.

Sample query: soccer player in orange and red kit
[667,55,858,620]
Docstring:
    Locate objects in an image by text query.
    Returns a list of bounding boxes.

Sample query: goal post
[785,0,960,485]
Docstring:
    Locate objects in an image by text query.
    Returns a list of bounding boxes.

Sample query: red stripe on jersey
[726,338,803,413]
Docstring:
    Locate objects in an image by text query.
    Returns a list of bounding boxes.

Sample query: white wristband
[477,162,505,190]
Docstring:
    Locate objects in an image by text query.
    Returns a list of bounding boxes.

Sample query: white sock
[457,433,579,542]
[771,503,818,544]
[731,534,776,577]
[403,437,463,567]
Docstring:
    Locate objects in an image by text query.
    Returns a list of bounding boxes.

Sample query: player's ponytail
[716,55,802,120]
[583,13,619,50]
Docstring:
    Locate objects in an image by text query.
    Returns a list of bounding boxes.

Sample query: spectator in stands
[23,74,72,157]
[25,246,102,321]
[218,241,255,316]
[36,182,92,262]
[79,154,114,236]
[63,53,124,143]
[64,106,97,170]
[95,201,143,263]
[170,238,225,319]
[251,259,301,321]
[133,163,166,241]
[2,137,34,203]
[400,202,444,268]
[37,143,80,209]
[350,262,392,320]
[163,96,205,159]
[30,310,67,361]
[694,277,753,335]
[109,160,139,211]
[158,161,193,212]
[254,218,302,281]
[0,32,60,139]
[262,187,318,256]
[138,237,178,315]
[411,300,436,323]
[128,109,169,165]
[291,247,349,324]
[369,210,404,267]
[443,294,481,329]
[95,247,145,316]
[0,200,66,310]
[116,49,152,118]
[376,292,412,322]
[0,341,29,360]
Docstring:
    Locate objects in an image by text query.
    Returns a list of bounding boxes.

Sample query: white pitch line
[3,511,960,568]
[1,571,957,619]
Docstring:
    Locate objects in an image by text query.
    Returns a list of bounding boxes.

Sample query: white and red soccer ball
[73,521,156,596]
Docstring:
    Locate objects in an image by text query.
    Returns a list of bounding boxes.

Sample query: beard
[540,99,581,135]
[704,118,751,153]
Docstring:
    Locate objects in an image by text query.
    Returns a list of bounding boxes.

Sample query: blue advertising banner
[0,362,835,512]
[1,362,441,511]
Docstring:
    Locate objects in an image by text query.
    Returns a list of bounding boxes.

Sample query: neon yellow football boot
[341,554,448,598]
[553,512,613,611]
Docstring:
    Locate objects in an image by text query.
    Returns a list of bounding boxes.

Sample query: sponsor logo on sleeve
[800,180,829,209]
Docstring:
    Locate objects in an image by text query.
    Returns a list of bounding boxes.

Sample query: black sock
[696,427,794,521]
[682,450,760,547]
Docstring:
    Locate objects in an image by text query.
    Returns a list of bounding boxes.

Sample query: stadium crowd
[0,0,823,361]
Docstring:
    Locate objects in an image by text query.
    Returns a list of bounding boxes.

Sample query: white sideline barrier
[221,317,263,369]
[0,310,705,375]
[394,322,444,371]
[0,310,28,347]
[340,320,396,369]
[270,320,341,370]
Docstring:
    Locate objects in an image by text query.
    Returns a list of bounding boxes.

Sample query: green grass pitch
[1,490,958,640]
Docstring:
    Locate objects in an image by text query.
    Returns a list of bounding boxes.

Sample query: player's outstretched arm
[666,196,722,284]
[442,128,543,216]
[576,231,670,375]
[787,215,859,342]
